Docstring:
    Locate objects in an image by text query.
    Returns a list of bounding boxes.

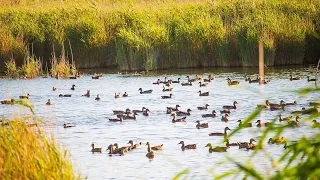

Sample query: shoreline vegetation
[0,0,320,75]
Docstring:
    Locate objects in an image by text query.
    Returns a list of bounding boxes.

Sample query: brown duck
[178,141,197,151]
[176,109,192,116]
[171,114,187,123]
[201,110,216,118]
[198,90,209,96]
[197,104,209,110]
[208,127,231,137]
[237,120,252,127]
[195,120,209,129]
[145,142,155,159]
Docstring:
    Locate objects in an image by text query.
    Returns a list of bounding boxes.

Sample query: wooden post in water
[259,40,264,84]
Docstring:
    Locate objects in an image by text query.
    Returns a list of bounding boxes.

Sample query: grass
[4,55,42,78]
[0,0,319,70]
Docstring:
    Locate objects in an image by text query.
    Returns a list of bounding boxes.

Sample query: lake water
[0,66,319,179]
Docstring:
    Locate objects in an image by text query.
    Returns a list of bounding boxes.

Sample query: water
[0,66,319,179]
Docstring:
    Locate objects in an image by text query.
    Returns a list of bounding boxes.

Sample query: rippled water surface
[0,66,319,179]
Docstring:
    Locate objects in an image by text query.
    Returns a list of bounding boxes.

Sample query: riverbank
[0,0,319,72]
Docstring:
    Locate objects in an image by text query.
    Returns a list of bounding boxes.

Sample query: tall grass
[4,55,42,78]
[0,0,319,70]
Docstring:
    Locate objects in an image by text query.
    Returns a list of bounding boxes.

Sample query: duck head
[205,143,212,148]
[178,141,184,145]
[225,127,231,131]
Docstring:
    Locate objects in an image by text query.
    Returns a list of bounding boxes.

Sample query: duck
[1,99,15,105]
[291,108,306,114]
[268,137,285,144]
[225,139,239,147]
[220,109,231,114]
[109,116,123,122]
[221,114,229,122]
[208,127,231,137]
[138,88,153,94]
[205,143,228,152]
[187,75,198,82]
[204,74,214,82]
[287,116,300,126]
[312,120,320,128]
[151,143,163,151]
[256,120,269,127]
[82,90,90,97]
[123,112,138,120]
[248,75,260,83]
[114,93,120,98]
[176,109,191,116]
[227,78,240,85]
[290,75,301,81]
[301,107,318,114]
[128,140,142,149]
[53,87,58,91]
[113,143,129,153]
[63,123,75,128]
[132,107,146,113]
[91,143,102,153]
[307,76,316,82]
[246,140,258,150]
[123,92,129,97]
[113,108,131,115]
[153,79,160,85]
[161,93,173,99]
[181,82,192,86]
[167,104,180,111]
[171,114,187,123]
[107,144,125,156]
[143,109,150,116]
[59,94,72,97]
[279,115,293,122]
[197,104,209,110]
[95,94,101,101]
[201,110,217,118]
[198,90,209,96]
[162,85,173,92]
[145,142,155,159]
[195,120,208,129]
[171,78,181,83]
[280,100,297,106]
[46,99,52,105]
[238,138,256,149]
[19,93,30,99]
[223,101,238,109]
[71,84,76,90]
[199,82,208,87]
[270,104,285,111]
[178,141,197,151]
[92,75,100,79]
[237,120,252,127]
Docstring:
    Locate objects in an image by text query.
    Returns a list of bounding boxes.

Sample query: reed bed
[0,0,319,70]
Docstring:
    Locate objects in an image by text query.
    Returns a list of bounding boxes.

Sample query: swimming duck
[128,140,142,149]
[280,100,297,106]
[95,94,101,101]
[205,143,228,152]
[171,114,187,123]
[82,90,90,97]
[114,93,120,98]
[107,144,125,156]
[123,92,129,97]
[123,112,138,120]
[113,108,131,115]
[143,109,150,116]
[46,99,52,105]
[238,138,256,149]
[270,104,285,111]
[132,107,146,113]
[71,84,76,90]
[151,143,163,151]
[290,75,301,81]
[312,120,320,128]
[220,109,231,114]
[1,99,15,105]
[221,114,229,122]
[167,105,180,111]
[198,90,209,96]
[246,140,257,150]
[201,110,216,118]
[237,120,252,127]
[199,82,208,87]
[291,108,306,114]
[287,116,300,126]
[53,87,57,91]
[178,141,197,151]
[153,79,160,85]
[109,116,123,122]
[227,78,240,85]
[248,75,260,83]
[279,115,293,122]
[113,143,129,153]
[195,120,208,129]
[19,93,30,99]
[203,78,212,83]
[138,88,153,94]
[63,123,75,128]
[197,104,209,110]
[92,75,100,79]
[59,94,72,97]
[187,75,198,82]
[91,143,102,153]
[204,74,214,82]
[145,142,155,159]
[176,109,192,116]
[171,78,181,83]
[225,139,239,147]
[223,101,238,109]
[307,76,316,82]
[301,107,318,114]
[181,82,192,86]
[208,127,231,137]
[161,94,173,99]
[162,85,173,92]
[268,137,285,144]
[256,120,269,127]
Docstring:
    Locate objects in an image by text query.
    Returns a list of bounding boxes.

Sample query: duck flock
[1,73,319,160]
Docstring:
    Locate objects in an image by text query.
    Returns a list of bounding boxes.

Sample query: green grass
[0,0,319,71]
